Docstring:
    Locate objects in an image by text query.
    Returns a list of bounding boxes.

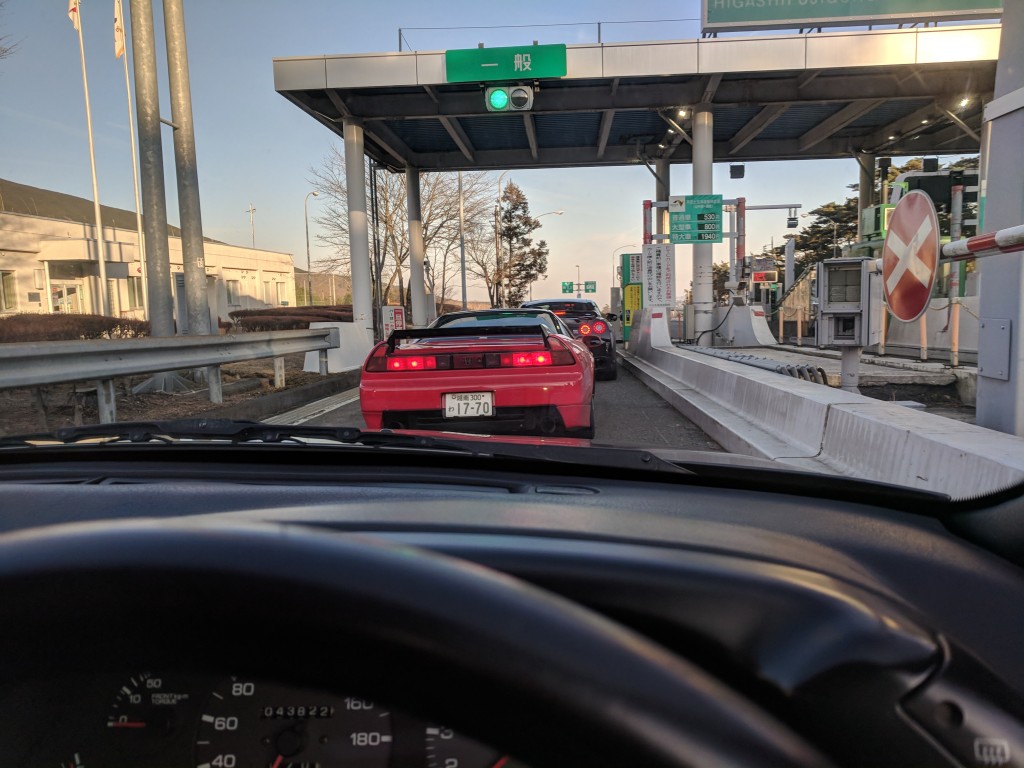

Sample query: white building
[0,178,296,329]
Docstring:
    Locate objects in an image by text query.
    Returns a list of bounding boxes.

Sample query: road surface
[270,365,722,452]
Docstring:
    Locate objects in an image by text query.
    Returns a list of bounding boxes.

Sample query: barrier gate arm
[942,223,1024,261]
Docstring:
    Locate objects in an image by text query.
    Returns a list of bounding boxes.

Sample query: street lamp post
[576,264,582,298]
[801,213,841,259]
[304,191,318,306]
[611,244,638,286]
[529,210,565,301]
[494,171,511,307]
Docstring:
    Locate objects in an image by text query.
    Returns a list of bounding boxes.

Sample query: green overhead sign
[561,281,574,294]
[702,0,1001,31]
[584,281,597,294]
[445,44,568,83]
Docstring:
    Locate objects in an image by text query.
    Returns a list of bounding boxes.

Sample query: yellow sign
[622,284,638,329]
[624,283,643,314]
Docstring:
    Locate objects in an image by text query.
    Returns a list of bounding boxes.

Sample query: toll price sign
[584,281,597,294]
[641,244,675,308]
[669,195,723,244]
[561,281,574,294]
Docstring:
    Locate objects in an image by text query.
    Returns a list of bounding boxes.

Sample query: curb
[200,368,361,422]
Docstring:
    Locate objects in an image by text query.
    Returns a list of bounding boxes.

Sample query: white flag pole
[73,0,111,315]
[117,0,148,317]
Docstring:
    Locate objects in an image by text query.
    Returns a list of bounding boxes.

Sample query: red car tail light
[497,340,575,368]
[507,351,551,367]
[578,323,592,335]
[592,321,607,335]
[387,356,437,371]
[366,345,450,372]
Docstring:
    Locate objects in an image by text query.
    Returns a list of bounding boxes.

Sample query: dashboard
[3,671,516,768]
[1,445,1024,768]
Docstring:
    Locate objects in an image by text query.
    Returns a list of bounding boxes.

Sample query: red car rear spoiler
[386,325,552,353]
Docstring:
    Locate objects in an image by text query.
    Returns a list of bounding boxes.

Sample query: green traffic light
[488,89,509,110]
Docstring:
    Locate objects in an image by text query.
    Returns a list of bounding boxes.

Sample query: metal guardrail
[682,345,828,385]
[0,328,342,424]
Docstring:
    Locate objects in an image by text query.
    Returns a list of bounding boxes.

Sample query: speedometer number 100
[193,679,392,768]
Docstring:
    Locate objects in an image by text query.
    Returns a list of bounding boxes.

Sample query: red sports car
[360,309,596,438]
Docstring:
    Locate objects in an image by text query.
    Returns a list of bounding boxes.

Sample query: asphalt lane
[592,367,722,451]
[292,365,721,451]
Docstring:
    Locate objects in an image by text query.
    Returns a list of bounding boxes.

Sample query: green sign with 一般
[703,0,1001,31]
[584,281,597,294]
[445,44,568,83]
[669,195,723,245]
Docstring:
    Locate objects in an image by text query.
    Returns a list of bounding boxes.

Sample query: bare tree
[1,1,19,61]
[464,221,502,307]
[309,147,493,313]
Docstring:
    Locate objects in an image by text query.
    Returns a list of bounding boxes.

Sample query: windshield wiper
[0,419,692,475]
[0,420,473,450]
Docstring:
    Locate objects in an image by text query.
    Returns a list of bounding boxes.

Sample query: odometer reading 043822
[194,677,392,768]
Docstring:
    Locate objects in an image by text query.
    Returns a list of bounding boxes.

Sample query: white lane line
[264,388,361,425]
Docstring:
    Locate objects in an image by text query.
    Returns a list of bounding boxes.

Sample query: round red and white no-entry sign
[882,190,940,322]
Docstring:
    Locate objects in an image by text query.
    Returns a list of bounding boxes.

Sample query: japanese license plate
[444,392,494,418]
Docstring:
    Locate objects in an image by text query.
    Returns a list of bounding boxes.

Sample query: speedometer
[194,677,392,768]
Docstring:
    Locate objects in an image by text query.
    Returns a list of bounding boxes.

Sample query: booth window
[1,271,17,312]
[127,277,144,309]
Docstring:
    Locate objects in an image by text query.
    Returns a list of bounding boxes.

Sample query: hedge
[232,315,320,332]
[229,305,353,324]
[0,313,150,343]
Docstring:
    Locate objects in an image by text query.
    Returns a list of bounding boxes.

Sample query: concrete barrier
[625,308,1024,500]
[303,322,374,373]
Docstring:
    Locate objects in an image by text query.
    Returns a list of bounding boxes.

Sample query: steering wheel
[0,520,831,768]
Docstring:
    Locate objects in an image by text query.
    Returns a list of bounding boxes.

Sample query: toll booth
[816,258,883,348]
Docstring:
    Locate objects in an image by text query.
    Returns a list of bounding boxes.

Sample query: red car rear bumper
[360,366,593,432]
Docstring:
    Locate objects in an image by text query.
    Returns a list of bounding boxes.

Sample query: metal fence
[0,328,341,424]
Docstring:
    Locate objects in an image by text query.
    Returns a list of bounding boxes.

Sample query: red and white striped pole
[942,224,1024,261]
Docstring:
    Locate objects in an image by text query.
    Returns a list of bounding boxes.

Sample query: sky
[0,1,975,304]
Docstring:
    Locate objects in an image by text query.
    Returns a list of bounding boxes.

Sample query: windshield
[0,3,1017,502]
[431,311,567,335]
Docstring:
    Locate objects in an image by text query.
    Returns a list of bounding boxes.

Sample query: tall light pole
[304,191,318,306]
[528,210,564,300]
[494,170,511,306]
[246,203,256,249]
[458,171,467,310]
[576,264,582,298]
[611,243,637,286]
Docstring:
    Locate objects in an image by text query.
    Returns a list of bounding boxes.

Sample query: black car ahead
[521,298,618,380]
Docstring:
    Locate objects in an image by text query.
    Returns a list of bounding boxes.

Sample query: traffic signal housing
[485,85,534,112]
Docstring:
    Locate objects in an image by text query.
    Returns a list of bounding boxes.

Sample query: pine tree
[498,182,549,306]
